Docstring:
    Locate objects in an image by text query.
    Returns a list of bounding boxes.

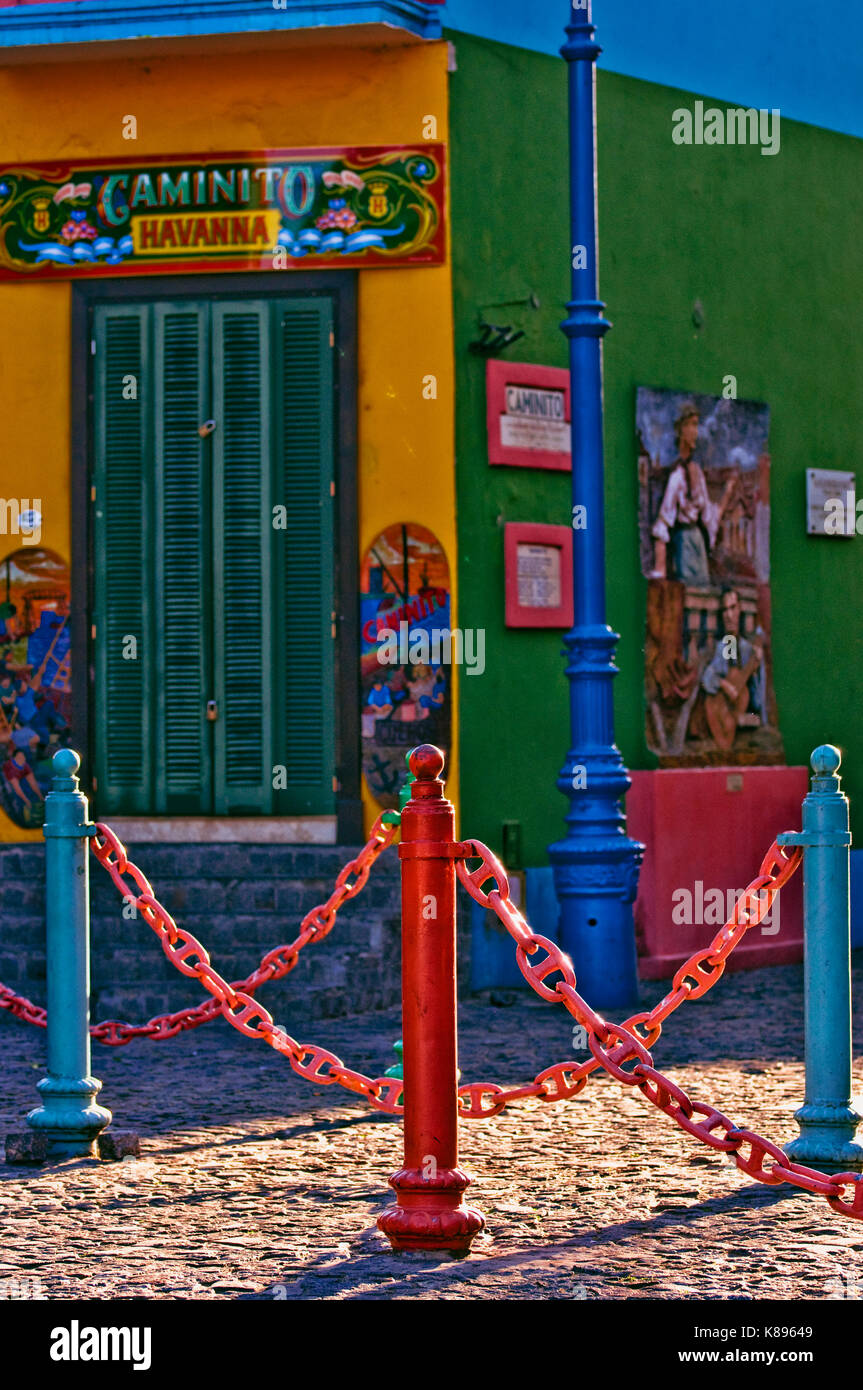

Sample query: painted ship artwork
[360,523,452,807]
[0,147,445,278]
[637,386,784,767]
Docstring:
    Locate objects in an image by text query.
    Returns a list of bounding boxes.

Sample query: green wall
[448,31,863,862]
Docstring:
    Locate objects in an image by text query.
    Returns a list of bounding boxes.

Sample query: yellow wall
[358,265,458,831]
[0,36,455,840]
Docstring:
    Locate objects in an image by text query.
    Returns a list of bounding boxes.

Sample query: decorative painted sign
[504,523,573,628]
[360,523,451,809]
[637,387,784,767]
[487,360,571,471]
[0,146,445,279]
[0,548,72,830]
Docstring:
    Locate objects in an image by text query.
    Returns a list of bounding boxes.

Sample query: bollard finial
[408,744,445,782]
[811,744,841,777]
[51,748,82,794]
[53,748,80,778]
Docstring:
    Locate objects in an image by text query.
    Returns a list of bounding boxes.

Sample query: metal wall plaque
[486,360,571,471]
[516,543,562,609]
[806,468,857,536]
[504,522,573,628]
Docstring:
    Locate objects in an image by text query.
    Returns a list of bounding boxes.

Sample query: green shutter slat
[275,299,335,814]
[153,305,211,813]
[92,305,152,813]
[212,302,272,814]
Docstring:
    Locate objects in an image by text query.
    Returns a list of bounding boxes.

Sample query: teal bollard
[398,752,416,812]
[26,749,111,1157]
[779,745,863,1171]
[384,1040,404,1107]
[384,1039,403,1083]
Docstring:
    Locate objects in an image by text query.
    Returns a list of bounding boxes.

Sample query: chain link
[9,818,862,1222]
[86,815,399,1045]
[0,816,399,1046]
[87,826,407,1114]
[0,816,406,1114]
[0,982,47,1029]
[457,835,863,1219]
[456,835,802,1109]
[450,839,800,1112]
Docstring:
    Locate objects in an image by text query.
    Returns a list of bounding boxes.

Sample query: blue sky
[442,1,863,140]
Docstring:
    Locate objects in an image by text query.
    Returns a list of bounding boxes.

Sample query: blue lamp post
[548,0,643,1008]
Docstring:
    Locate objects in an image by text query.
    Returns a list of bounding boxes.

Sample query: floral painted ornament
[60,209,98,244]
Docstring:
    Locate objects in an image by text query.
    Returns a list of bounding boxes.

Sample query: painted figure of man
[701,587,764,752]
[366,677,394,720]
[2,744,44,806]
[650,404,735,584]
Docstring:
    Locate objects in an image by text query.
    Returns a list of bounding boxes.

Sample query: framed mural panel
[360,523,451,808]
[636,387,784,766]
[0,548,73,828]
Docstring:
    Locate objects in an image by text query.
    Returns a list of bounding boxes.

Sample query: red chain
[8,817,863,1223]
[88,824,406,1114]
[454,838,800,1114]
[0,982,46,1029]
[86,816,399,1044]
[0,816,399,1046]
[455,835,863,1219]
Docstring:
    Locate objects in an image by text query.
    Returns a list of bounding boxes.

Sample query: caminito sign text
[0,146,445,279]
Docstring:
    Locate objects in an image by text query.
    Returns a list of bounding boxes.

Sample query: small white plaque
[516,543,561,608]
[500,415,571,453]
[807,468,857,536]
[500,385,570,455]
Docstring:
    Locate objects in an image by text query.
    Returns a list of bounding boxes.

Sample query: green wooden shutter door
[93,293,336,820]
[211,301,273,814]
[273,297,336,816]
[92,305,153,813]
[153,303,211,813]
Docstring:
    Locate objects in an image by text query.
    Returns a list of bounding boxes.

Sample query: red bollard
[378,745,485,1254]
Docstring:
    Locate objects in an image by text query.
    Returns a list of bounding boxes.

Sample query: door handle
[198,419,217,438]
[206,699,218,722]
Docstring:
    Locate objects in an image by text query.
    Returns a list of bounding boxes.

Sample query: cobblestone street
[2,956,863,1302]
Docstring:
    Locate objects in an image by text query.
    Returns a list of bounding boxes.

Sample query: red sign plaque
[486,360,571,471]
[504,522,573,628]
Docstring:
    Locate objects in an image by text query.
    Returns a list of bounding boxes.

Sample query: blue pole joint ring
[777,830,852,847]
[42,822,99,840]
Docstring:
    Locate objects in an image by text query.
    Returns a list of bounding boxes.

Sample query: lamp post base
[378,1165,485,1254]
[785,1099,863,1172]
[26,1073,112,1158]
[549,623,644,1012]
[549,839,642,1011]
